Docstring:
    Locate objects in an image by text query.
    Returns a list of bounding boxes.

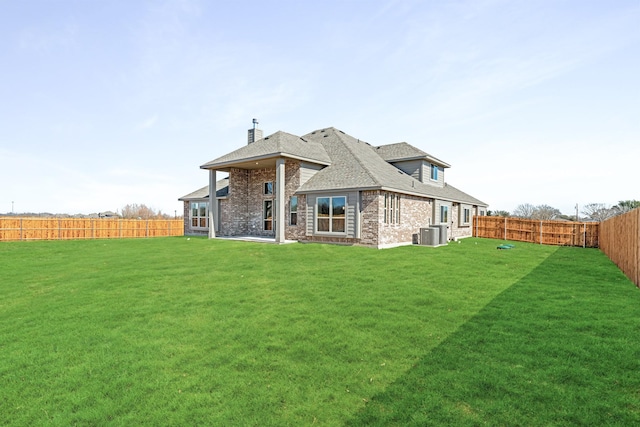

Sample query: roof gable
[200,131,331,169]
[376,142,450,168]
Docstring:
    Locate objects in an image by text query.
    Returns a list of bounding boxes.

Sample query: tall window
[440,205,449,224]
[317,196,346,233]
[430,164,438,181]
[463,207,470,224]
[384,193,401,224]
[191,202,208,228]
[290,196,298,226]
[264,182,273,195]
[264,200,273,231]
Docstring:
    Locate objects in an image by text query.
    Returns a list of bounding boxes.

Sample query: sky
[1,0,638,217]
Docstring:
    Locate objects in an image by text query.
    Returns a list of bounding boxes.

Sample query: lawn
[1,237,638,426]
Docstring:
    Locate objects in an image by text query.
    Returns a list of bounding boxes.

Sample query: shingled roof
[198,127,486,206]
[200,131,331,170]
[375,142,451,168]
[297,128,486,206]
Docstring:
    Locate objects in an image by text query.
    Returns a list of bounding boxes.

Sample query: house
[178,125,487,248]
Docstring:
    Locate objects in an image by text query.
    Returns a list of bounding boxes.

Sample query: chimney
[247,118,263,144]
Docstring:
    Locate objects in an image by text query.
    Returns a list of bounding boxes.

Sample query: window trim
[315,196,347,234]
[190,201,209,229]
[383,192,401,225]
[263,199,274,231]
[264,181,274,195]
[290,196,298,226]
[430,164,439,181]
[440,204,449,224]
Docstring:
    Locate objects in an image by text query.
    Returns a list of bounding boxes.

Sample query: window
[190,202,208,228]
[430,164,438,181]
[264,200,273,231]
[460,205,471,226]
[264,181,273,195]
[440,205,448,224]
[384,192,401,224]
[290,196,298,226]
[317,196,346,233]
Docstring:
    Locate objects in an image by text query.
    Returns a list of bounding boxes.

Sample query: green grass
[0,237,638,425]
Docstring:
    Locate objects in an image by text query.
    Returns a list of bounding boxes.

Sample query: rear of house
[179,126,487,248]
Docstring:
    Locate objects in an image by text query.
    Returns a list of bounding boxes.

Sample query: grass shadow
[346,246,640,426]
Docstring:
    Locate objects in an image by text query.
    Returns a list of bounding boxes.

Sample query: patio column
[275,158,285,243]
[209,169,218,238]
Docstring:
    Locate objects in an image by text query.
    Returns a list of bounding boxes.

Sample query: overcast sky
[1,0,638,216]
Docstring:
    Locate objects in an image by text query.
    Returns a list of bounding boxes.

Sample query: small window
[264,182,273,195]
[290,196,298,226]
[440,205,448,224]
[264,200,273,230]
[430,164,438,181]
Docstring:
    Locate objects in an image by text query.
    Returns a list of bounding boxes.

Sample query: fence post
[504,217,507,240]
[146,219,149,237]
[583,223,586,248]
[20,218,23,241]
[540,220,543,244]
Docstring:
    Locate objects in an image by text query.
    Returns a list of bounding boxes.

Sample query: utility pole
[575,203,579,221]
[11,201,14,214]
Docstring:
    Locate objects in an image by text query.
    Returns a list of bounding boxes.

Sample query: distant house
[178,126,487,248]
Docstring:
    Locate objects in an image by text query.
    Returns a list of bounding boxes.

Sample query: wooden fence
[0,217,184,241]
[599,208,640,288]
[473,216,599,248]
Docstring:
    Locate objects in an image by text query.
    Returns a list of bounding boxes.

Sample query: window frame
[440,205,449,224]
[290,196,298,226]
[190,201,209,229]
[263,199,274,231]
[264,181,274,195]
[316,196,347,234]
[430,164,439,181]
[383,192,401,224]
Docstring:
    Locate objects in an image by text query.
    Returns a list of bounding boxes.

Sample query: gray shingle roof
[297,128,486,206]
[193,127,486,207]
[200,131,331,169]
[375,142,451,168]
[178,178,229,200]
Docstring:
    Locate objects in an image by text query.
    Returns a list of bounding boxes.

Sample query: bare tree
[121,203,171,219]
[512,203,536,219]
[532,204,561,220]
[581,203,617,222]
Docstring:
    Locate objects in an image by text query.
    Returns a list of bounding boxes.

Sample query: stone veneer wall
[284,160,307,241]
[221,168,249,236]
[378,193,433,247]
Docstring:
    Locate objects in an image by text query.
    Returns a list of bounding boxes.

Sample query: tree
[512,203,536,219]
[615,200,640,214]
[121,203,172,219]
[491,210,510,217]
[532,204,561,220]
[581,203,617,222]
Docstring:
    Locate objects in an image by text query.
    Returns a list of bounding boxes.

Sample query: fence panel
[473,216,599,248]
[599,209,640,287]
[0,218,183,242]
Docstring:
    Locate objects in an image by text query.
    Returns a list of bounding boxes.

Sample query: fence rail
[0,217,184,241]
[599,208,640,288]
[473,216,599,248]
